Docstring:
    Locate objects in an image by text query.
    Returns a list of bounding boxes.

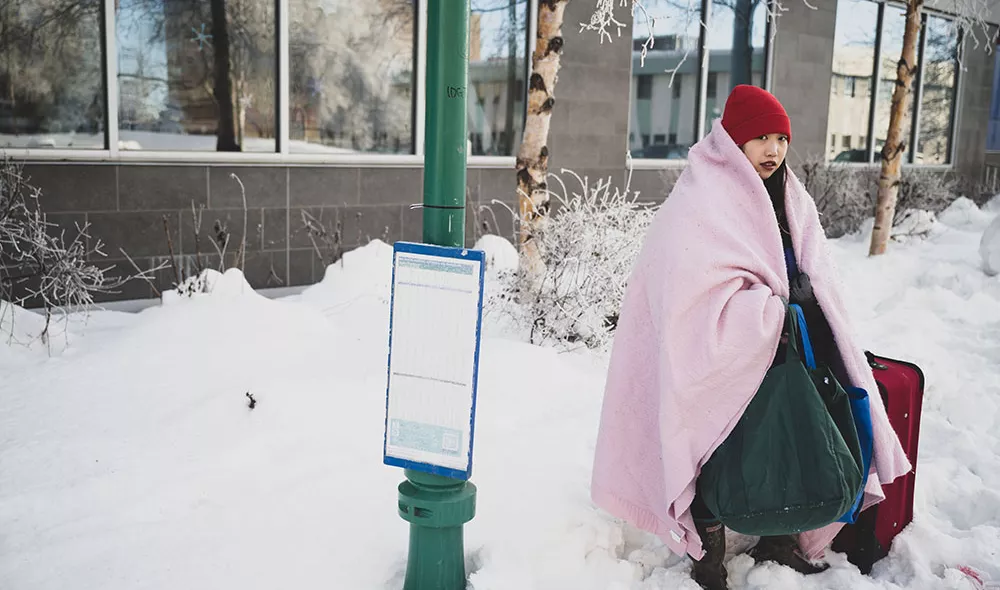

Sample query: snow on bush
[474,235,519,273]
[299,239,394,308]
[495,169,657,350]
[0,300,70,354]
[980,209,1000,277]
[162,268,259,303]
[892,209,939,242]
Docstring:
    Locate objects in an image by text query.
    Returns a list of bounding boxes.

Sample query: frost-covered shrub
[897,168,959,223]
[497,168,658,350]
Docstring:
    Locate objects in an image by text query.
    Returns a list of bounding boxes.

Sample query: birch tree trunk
[869,0,922,256]
[516,0,567,281]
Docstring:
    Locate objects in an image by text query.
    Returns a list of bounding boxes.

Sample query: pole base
[398,470,477,590]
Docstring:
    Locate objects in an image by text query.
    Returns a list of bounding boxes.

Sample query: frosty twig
[0,157,159,347]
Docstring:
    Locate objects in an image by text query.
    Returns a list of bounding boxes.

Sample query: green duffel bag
[697,304,864,536]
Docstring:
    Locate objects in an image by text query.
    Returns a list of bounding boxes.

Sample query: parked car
[833,148,882,163]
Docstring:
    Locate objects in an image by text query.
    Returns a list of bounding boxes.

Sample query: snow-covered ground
[2,198,1000,590]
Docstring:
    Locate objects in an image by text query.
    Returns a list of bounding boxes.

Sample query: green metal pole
[397,1,475,589]
[422,0,470,247]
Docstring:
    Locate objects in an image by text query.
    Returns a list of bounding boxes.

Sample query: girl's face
[741,134,789,180]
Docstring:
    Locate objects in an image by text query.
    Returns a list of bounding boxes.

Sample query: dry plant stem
[162,215,182,285]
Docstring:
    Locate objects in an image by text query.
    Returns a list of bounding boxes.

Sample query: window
[1,2,104,148]
[117,0,276,152]
[668,132,677,144]
[653,134,666,144]
[290,0,414,154]
[629,0,701,159]
[917,15,959,164]
[637,75,653,100]
[468,0,528,156]
[707,73,718,99]
[843,135,852,149]
[827,0,878,162]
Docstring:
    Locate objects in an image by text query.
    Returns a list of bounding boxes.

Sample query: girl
[590,85,911,589]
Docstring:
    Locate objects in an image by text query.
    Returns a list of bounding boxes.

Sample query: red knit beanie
[721,85,792,146]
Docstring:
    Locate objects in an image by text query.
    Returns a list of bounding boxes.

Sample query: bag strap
[782,303,801,365]
[789,304,816,370]
[784,246,800,281]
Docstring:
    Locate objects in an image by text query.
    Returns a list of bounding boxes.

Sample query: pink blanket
[591,120,912,561]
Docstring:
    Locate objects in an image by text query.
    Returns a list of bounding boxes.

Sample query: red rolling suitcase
[832,351,925,573]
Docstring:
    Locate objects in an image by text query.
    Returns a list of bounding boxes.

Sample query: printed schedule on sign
[383,242,485,480]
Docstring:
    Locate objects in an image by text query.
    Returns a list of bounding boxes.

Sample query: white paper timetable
[384,242,485,479]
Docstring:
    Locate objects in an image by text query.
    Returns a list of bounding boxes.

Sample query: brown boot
[749,535,830,575]
[691,521,729,590]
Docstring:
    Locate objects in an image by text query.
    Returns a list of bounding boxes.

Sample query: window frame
[6,0,534,168]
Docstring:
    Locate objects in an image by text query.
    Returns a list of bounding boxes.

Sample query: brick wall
[20,163,518,302]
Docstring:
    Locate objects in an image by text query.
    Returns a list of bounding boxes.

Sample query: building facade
[2,0,999,302]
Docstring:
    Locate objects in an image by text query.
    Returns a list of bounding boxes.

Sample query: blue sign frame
[383,241,486,481]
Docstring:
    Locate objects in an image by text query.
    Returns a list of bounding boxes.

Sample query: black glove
[788,272,837,365]
[789,272,815,306]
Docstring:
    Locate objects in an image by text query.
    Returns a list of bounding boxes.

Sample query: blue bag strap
[789,304,816,370]
[839,387,875,524]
